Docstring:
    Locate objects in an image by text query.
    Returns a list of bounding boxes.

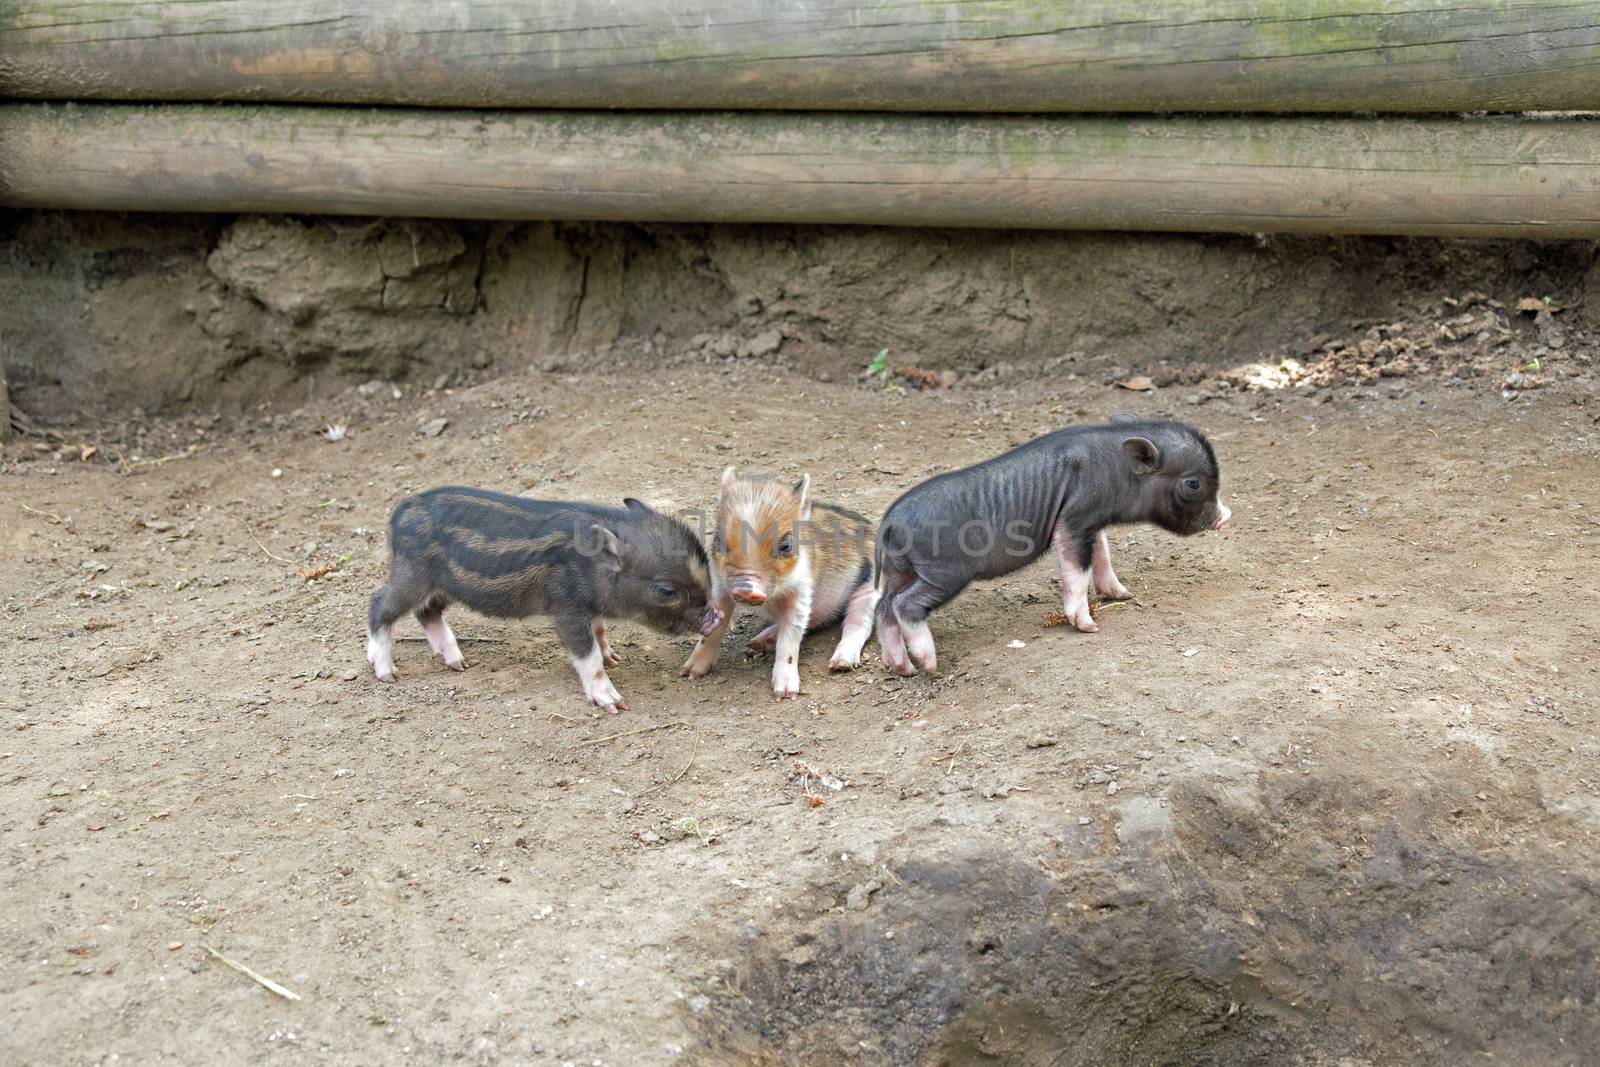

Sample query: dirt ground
[3,324,1599,1065]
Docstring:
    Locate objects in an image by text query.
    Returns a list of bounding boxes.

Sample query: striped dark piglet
[366,488,717,713]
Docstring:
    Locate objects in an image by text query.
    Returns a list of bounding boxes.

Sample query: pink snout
[728,577,768,605]
[1212,500,1232,531]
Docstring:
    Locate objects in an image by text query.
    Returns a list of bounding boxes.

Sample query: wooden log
[4,104,1600,237]
[5,1,1600,113]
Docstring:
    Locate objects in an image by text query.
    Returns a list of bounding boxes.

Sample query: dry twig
[579,720,689,747]
[19,502,65,524]
[639,727,700,796]
[398,634,506,644]
[238,519,296,565]
[202,944,302,1002]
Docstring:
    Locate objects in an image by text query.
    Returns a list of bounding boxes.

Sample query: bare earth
[3,350,1598,1065]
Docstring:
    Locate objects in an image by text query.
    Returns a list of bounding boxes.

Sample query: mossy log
[4,104,1600,237]
[5,1,1600,112]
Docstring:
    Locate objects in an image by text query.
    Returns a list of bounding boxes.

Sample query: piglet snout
[729,578,768,605]
[1212,500,1232,530]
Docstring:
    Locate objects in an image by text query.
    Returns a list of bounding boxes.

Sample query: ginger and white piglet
[681,468,878,698]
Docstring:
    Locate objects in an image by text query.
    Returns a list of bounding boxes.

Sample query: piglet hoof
[369,660,397,683]
[746,626,779,656]
[772,661,802,700]
[444,657,467,672]
[828,651,862,672]
[1097,581,1133,601]
[1068,611,1099,634]
[881,651,916,678]
[584,671,629,713]
[680,650,716,679]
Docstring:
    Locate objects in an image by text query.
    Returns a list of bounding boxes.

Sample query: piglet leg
[745,625,779,655]
[558,615,628,713]
[593,619,620,667]
[891,579,943,673]
[1091,531,1132,601]
[771,585,812,699]
[681,590,736,678]
[876,573,915,677]
[829,580,880,671]
[366,625,398,682]
[367,579,416,682]
[1052,526,1098,633]
[419,603,466,671]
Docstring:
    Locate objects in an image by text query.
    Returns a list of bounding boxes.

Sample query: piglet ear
[720,466,738,489]
[622,497,654,514]
[1121,436,1162,474]
[1108,411,1141,424]
[792,473,812,517]
[587,524,625,572]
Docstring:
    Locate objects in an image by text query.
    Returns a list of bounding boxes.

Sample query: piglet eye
[712,530,726,553]
[653,582,677,600]
[777,535,794,557]
[1183,478,1202,494]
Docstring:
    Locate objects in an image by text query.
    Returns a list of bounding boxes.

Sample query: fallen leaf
[80,446,98,462]
[1117,376,1155,392]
